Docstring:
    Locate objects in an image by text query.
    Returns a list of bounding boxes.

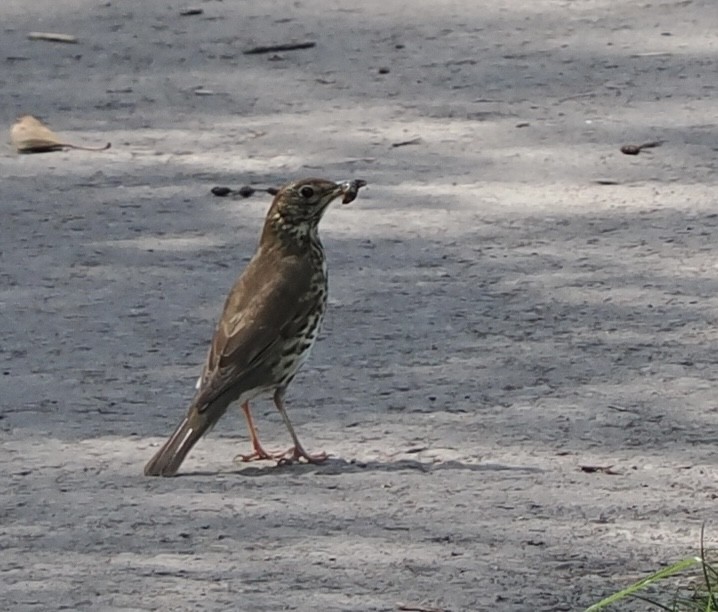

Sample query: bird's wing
[191,251,316,410]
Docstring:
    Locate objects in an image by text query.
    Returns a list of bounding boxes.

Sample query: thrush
[144,177,366,477]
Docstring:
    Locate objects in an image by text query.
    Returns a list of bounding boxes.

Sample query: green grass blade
[585,557,703,612]
[630,593,676,611]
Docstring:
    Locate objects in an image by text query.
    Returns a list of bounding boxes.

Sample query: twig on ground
[579,465,622,475]
[620,141,664,155]
[244,42,316,55]
[211,185,279,198]
[391,137,423,148]
[397,604,449,612]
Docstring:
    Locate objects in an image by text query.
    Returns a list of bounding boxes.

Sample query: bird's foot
[233,445,288,463]
[276,447,328,466]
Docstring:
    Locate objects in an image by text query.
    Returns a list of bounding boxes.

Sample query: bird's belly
[273,309,325,387]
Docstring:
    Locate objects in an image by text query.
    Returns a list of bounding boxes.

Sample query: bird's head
[264,178,358,245]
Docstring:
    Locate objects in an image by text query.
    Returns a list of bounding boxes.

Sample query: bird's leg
[234,402,287,462]
[273,389,328,464]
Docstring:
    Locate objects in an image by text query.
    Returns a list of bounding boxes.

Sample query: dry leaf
[27,32,78,44]
[10,115,111,154]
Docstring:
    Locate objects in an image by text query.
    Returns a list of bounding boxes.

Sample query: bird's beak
[333,182,348,200]
[337,179,367,204]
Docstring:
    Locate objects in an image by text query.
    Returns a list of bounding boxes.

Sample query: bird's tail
[144,411,213,477]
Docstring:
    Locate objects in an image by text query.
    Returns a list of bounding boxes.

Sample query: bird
[144,177,364,477]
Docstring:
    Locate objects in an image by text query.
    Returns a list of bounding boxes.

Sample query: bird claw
[276,448,328,466]
[235,446,328,465]
[233,448,287,463]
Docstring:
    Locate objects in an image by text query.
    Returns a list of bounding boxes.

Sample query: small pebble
[211,186,232,197]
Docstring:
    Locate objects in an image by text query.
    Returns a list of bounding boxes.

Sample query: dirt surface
[2,1,717,610]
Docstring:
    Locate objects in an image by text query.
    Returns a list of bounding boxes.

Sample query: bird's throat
[262,213,321,254]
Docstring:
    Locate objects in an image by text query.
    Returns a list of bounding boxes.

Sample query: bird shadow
[177,456,546,478]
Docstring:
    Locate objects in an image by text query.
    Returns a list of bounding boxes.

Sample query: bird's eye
[300,186,315,199]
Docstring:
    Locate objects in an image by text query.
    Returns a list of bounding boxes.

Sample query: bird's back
[192,235,328,412]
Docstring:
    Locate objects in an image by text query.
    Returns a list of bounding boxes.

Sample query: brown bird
[144,177,366,477]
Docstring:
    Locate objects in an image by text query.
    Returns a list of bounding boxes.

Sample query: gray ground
[2,1,717,610]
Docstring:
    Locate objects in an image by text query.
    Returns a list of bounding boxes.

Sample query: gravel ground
[2,1,717,610]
